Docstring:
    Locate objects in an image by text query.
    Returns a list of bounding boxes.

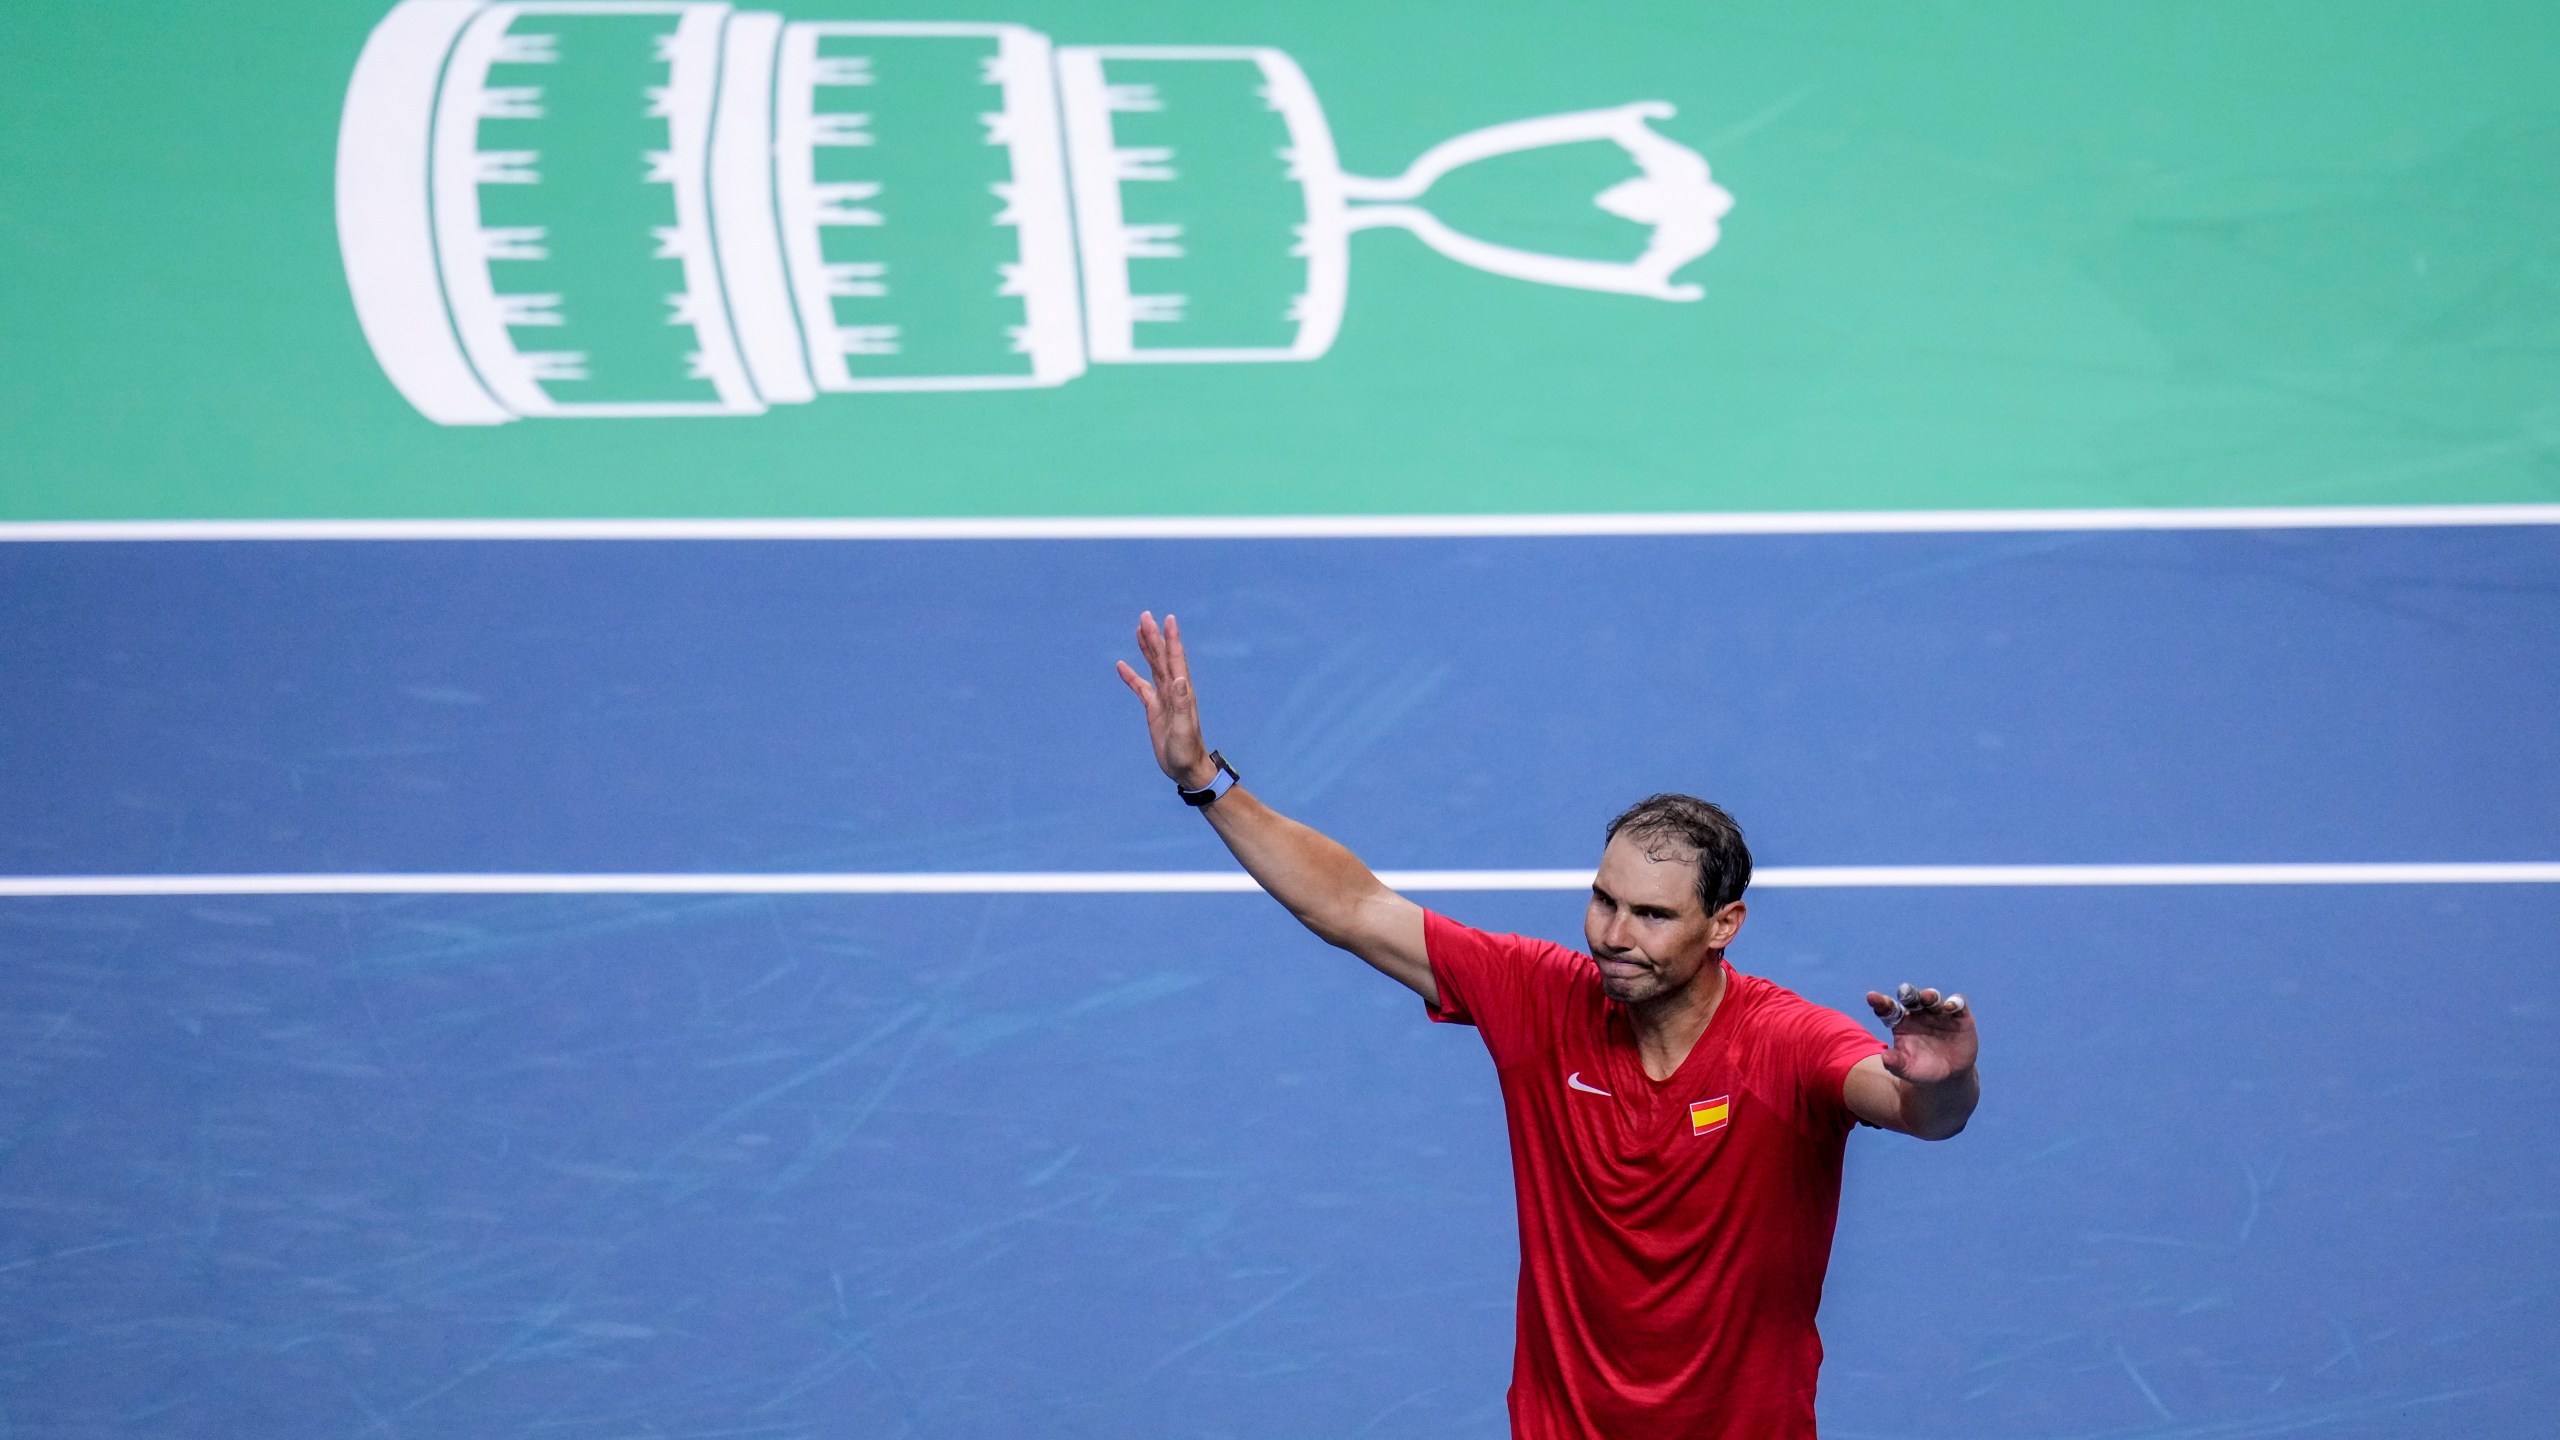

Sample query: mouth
[1595,956,1648,979]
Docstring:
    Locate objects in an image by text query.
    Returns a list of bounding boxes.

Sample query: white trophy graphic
[339,1,1735,423]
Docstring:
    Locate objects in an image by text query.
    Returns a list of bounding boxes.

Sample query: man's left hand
[1866,984,1977,1086]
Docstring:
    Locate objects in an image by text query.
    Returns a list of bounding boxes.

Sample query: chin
[1599,975,1658,1004]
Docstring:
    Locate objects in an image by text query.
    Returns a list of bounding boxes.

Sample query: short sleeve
[1422,910,1585,1065]
[1767,990,1890,1132]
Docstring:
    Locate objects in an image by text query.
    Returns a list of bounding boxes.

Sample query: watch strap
[1178,751,1240,806]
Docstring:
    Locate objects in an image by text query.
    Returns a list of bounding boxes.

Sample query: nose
[1596,911,1635,955]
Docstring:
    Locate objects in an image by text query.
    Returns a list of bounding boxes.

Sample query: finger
[1870,990,1908,1026]
[1138,613,1175,684]
[1900,987,1964,1019]
[1164,613,1191,689]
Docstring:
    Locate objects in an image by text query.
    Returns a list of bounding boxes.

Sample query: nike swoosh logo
[1567,1071,1613,1097]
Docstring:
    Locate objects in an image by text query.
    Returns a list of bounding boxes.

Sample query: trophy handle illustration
[1332,102,1730,303]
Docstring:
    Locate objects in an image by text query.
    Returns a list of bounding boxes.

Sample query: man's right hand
[1111,610,1434,1000]
[1116,611,1216,789]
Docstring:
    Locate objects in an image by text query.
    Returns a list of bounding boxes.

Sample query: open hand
[1866,984,1977,1086]
[1116,612,1215,788]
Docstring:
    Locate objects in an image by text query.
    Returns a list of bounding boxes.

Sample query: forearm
[1117,610,1426,993]
[1198,785,1400,948]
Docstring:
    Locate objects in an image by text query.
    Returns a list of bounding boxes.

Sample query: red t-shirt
[1424,910,1887,1440]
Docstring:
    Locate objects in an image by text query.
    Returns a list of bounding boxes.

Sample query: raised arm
[1116,612,1434,1002]
[1843,985,1980,1140]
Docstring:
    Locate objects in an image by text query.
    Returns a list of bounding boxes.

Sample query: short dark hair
[1604,794,1752,913]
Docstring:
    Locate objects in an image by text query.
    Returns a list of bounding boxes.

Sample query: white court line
[3,863,2557,897]
[4,505,2560,542]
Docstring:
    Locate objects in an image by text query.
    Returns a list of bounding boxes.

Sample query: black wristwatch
[1178,751,1241,807]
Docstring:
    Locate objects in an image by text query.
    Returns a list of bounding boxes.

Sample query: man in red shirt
[1118,612,1981,1439]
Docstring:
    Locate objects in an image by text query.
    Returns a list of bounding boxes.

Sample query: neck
[1626,955,1728,1081]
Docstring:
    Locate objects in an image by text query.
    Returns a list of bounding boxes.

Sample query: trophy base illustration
[338,1,1735,423]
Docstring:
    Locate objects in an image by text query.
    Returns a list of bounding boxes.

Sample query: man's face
[1583,831,1745,1006]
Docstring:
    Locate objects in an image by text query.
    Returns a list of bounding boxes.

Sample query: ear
[1706,899,1746,947]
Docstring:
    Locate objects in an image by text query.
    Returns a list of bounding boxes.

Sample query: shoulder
[1725,969,1884,1053]
[1726,968,1888,1129]
[1422,910,1594,1029]
[1425,910,1588,978]
[1728,968,1835,1017]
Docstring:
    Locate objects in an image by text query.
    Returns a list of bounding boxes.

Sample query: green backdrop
[5,0,2555,519]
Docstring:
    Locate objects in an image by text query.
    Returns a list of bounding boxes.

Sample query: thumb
[1115,661,1159,710]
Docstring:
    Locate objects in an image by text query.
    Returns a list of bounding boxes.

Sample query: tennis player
[1117,611,1980,1440]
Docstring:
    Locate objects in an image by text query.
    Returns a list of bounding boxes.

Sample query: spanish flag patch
[1689,1096,1731,1136]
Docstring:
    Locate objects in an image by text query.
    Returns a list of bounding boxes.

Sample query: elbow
[1295,904,1362,952]
[1297,883,1398,954]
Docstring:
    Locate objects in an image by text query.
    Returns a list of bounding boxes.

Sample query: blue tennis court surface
[6,530,2556,872]
[4,527,2558,1437]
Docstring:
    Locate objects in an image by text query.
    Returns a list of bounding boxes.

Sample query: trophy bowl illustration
[339,1,1735,423]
